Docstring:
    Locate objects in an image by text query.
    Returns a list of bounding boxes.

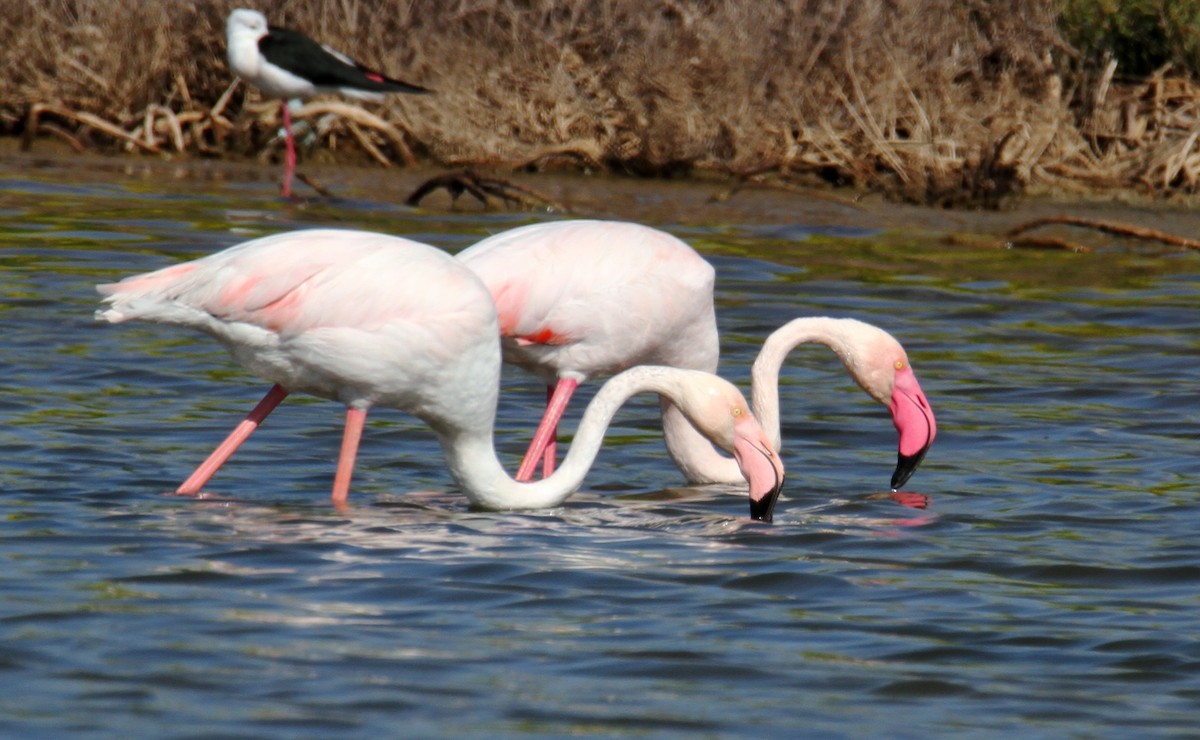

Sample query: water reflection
[1,158,1199,736]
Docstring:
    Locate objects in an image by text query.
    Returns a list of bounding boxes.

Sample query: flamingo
[95,229,785,519]
[225,8,430,197]
[456,220,936,492]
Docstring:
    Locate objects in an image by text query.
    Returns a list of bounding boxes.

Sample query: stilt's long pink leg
[331,407,368,509]
[176,384,289,495]
[280,102,296,198]
[515,377,578,482]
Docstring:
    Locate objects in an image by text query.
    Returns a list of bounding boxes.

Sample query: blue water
[2,158,1199,737]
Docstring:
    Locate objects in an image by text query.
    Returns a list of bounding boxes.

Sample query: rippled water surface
[2,155,1199,737]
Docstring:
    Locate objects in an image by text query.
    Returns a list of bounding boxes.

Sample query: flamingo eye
[731,406,744,417]
[894,360,906,371]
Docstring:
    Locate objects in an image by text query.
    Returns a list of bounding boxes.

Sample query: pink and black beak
[749,468,783,522]
[889,365,937,490]
[732,417,786,522]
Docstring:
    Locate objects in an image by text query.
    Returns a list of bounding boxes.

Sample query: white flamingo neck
[662,317,875,483]
[438,366,707,511]
[749,316,868,449]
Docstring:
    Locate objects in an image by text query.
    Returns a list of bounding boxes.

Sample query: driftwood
[406,169,568,212]
[18,91,416,177]
[291,100,419,167]
[23,103,161,153]
[295,172,333,198]
[1007,215,1200,251]
[1007,235,1093,253]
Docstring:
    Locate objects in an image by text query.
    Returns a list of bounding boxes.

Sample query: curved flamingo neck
[750,317,860,449]
[663,317,865,483]
[660,402,740,484]
[437,366,711,511]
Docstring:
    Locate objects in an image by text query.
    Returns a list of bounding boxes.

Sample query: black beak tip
[890,446,930,491]
[749,477,784,523]
[749,499,774,523]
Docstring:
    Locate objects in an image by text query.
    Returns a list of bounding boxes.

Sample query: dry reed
[3,0,1199,207]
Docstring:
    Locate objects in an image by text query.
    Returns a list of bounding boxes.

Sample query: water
[2,153,1199,737]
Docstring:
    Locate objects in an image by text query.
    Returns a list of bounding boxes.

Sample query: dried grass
[4,0,1200,206]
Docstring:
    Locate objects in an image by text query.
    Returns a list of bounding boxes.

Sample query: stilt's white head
[226,9,269,80]
[227,8,268,42]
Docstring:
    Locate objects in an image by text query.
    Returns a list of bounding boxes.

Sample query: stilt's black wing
[260,27,430,94]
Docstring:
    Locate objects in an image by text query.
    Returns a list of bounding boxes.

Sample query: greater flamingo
[225,9,430,197]
[456,220,936,492]
[95,229,785,518]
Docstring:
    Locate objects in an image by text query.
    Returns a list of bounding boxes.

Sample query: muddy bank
[9,139,1200,256]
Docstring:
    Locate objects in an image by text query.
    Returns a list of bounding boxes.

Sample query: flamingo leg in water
[280,102,296,198]
[332,407,367,509]
[541,385,558,478]
[515,377,578,482]
[176,383,290,494]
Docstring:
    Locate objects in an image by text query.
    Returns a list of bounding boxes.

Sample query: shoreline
[9,140,1200,255]
[8,2,1200,209]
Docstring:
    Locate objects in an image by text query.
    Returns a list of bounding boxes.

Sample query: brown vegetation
[3,0,1200,207]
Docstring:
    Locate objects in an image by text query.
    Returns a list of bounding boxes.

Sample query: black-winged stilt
[225,8,430,197]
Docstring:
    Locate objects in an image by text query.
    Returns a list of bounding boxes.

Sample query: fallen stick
[1007,236,1092,253]
[211,80,240,119]
[295,100,417,166]
[346,120,391,167]
[37,122,86,153]
[295,173,333,198]
[151,105,186,152]
[1007,215,1200,251]
[22,103,161,154]
[406,169,568,212]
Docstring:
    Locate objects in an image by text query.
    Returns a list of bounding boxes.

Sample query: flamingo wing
[98,230,501,408]
[458,220,718,377]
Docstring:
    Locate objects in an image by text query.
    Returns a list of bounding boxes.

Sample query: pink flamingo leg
[332,406,367,509]
[176,383,289,495]
[515,377,578,482]
[541,385,558,478]
[280,102,296,198]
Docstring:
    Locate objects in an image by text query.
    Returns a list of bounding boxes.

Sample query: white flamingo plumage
[457,220,936,494]
[96,229,785,518]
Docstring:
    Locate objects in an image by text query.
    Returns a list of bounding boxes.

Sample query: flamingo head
[835,323,937,490]
[674,372,786,522]
[886,359,937,489]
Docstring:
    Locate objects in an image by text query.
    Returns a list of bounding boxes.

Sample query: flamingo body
[97,229,785,517]
[458,220,719,481]
[459,219,719,382]
[99,231,495,423]
[458,220,937,493]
